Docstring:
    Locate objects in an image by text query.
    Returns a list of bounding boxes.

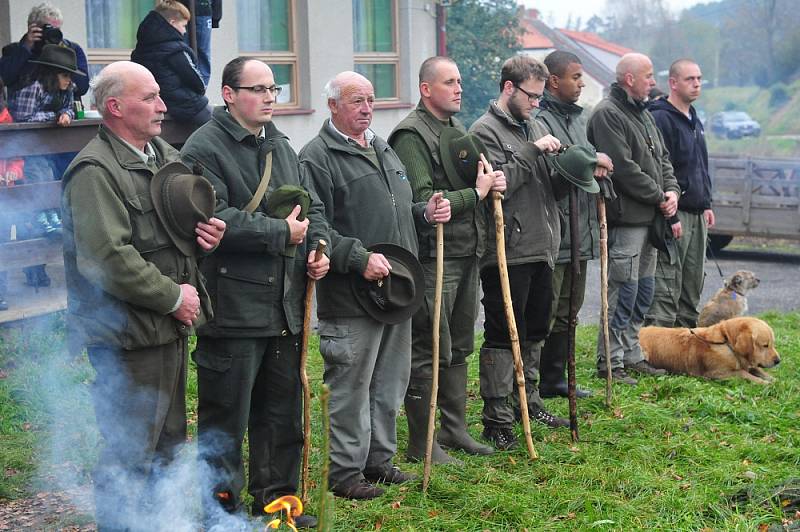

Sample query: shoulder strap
[243,151,273,214]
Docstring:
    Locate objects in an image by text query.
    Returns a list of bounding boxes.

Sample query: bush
[769,83,790,108]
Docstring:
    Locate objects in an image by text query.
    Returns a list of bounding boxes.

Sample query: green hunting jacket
[587,83,680,227]
[388,101,483,259]
[299,120,428,319]
[535,90,599,263]
[181,106,329,338]
[469,101,568,270]
[61,126,211,350]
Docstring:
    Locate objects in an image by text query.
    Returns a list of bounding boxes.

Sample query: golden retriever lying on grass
[640,317,780,384]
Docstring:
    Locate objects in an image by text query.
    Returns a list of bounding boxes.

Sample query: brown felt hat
[150,162,216,256]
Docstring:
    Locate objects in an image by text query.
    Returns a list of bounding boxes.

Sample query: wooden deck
[0,261,66,325]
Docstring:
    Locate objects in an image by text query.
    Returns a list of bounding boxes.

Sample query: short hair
[155,0,191,21]
[499,55,549,91]
[91,67,127,119]
[419,56,456,85]
[669,58,698,79]
[28,2,63,26]
[221,57,253,91]
[323,78,340,101]
[544,51,581,79]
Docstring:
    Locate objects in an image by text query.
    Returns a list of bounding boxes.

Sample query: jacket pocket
[125,192,173,253]
[318,321,356,366]
[215,262,278,328]
[506,211,523,249]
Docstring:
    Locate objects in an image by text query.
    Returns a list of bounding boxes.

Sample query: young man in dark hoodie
[646,59,713,328]
[131,0,211,127]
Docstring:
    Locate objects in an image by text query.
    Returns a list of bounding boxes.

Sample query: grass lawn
[1,312,799,530]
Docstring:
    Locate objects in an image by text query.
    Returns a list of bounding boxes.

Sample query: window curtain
[86,0,152,49]
[237,0,290,52]
[353,0,393,53]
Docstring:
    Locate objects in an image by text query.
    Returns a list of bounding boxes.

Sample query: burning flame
[264,495,303,531]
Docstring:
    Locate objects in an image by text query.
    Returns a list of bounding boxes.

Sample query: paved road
[472,245,800,330]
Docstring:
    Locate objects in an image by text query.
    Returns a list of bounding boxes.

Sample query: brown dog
[640,317,780,384]
[697,270,760,327]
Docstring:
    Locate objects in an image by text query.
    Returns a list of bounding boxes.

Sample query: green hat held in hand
[549,144,600,194]
[266,185,311,257]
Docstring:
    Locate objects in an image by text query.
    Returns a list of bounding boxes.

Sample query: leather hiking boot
[482,426,518,451]
[529,405,569,428]
[626,360,667,377]
[437,364,494,456]
[597,368,638,385]
[363,463,416,485]
[331,478,384,500]
[404,378,462,465]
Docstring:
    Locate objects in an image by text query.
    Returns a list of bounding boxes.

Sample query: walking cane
[422,222,444,493]
[480,154,538,460]
[597,196,613,407]
[301,239,327,502]
[566,186,581,442]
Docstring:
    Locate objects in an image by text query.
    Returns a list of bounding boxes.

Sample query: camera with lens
[33,23,63,52]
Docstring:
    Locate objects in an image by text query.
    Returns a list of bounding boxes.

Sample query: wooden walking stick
[597,196,613,407]
[566,185,581,442]
[480,154,538,460]
[301,239,327,502]
[422,222,445,493]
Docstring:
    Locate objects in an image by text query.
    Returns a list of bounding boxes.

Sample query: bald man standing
[61,61,225,530]
[586,53,680,385]
[300,71,451,500]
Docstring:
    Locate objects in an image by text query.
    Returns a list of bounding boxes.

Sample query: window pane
[238,0,291,52]
[272,64,294,104]
[354,63,396,99]
[353,0,394,53]
[86,0,152,49]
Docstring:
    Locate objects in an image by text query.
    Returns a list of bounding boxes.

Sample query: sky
[521,0,721,29]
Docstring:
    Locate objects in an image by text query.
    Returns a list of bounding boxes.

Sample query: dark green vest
[389,103,482,259]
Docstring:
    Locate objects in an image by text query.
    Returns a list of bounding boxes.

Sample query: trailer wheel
[708,234,733,254]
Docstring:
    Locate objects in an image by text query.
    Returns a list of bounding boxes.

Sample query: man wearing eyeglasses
[468,55,571,452]
[586,53,680,385]
[180,57,329,528]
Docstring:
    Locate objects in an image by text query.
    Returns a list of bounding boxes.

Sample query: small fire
[264,495,304,531]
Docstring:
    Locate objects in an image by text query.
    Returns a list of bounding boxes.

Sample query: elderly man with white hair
[586,52,680,385]
[299,71,451,500]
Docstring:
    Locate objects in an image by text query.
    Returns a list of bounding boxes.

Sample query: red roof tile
[558,29,633,56]
[519,18,554,49]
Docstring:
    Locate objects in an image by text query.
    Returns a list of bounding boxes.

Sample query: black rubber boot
[539,331,592,399]
[404,378,462,465]
[437,364,494,455]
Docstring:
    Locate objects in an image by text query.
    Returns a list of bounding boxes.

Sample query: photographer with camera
[1,2,89,98]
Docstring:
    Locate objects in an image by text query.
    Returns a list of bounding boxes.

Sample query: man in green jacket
[61,61,225,530]
[388,56,502,464]
[181,57,329,528]
[536,50,613,399]
[586,53,680,385]
[300,71,450,500]
[469,55,571,452]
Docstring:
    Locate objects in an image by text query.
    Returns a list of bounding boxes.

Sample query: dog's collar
[725,285,745,297]
[689,328,740,356]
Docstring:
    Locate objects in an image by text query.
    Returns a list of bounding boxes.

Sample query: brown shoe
[597,368,638,385]
[626,360,667,377]
[363,463,417,485]
[331,478,384,500]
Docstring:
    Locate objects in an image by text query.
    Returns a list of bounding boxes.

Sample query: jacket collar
[609,82,648,112]
[98,125,157,172]
[211,105,288,146]
[540,90,583,117]
[415,100,460,135]
[648,96,698,125]
[318,119,389,155]
[488,100,528,131]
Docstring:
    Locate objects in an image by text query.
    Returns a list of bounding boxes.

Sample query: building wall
[1,0,437,151]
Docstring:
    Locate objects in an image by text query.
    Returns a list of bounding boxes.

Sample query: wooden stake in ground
[597,196,613,407]
[422,223,445,493]
[301,240,327,502]
[480,154,538,461]
[566,186,581,442]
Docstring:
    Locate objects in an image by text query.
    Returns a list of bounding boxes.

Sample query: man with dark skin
[536,50,613,399]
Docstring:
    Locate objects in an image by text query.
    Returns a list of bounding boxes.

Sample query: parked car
[709,111,761,139]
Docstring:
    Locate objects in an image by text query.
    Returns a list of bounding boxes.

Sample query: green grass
[2,312,799,530]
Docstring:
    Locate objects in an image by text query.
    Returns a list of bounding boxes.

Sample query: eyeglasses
[232,85,283,96]
[514,84,543,103]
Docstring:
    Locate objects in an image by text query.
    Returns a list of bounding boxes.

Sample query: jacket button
[182,272,190,280]
[268,276,275,284]
[281,329,288,336]
[220,267,227,274]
